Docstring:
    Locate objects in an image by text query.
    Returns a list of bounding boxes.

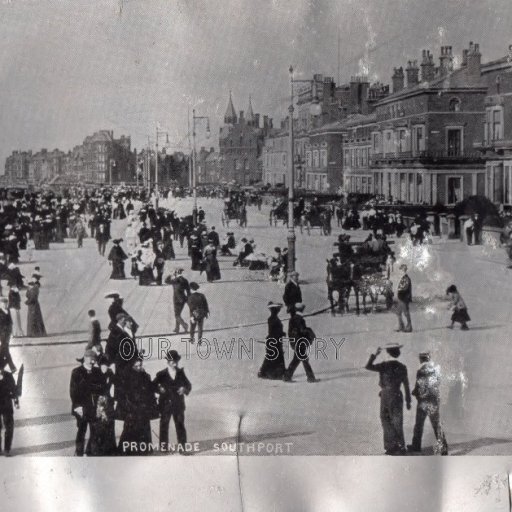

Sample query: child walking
[446,284,470,331]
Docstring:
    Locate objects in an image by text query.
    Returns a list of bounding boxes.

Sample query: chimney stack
[392,67,405,93]
[420,50,435,82]
[438,46,453,76]
[466,41,481,78]
[462,49,469,67]
[406,60,419,87]
[239,111,244,123]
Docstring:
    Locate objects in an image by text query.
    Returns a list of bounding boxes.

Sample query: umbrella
[16,364,24,398]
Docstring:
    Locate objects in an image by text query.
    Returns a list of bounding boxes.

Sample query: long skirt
[110,260,126,280]
[205,256,221,282]
[118,416,152,455]
[258,340,285,379]
[27,303,46,337]
[451,308,470,324]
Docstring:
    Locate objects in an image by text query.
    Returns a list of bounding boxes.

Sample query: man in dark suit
[395,264,412,332]
[0,360,18,456]
[69,349,103,456]
[283,271,302,313]
[408,352,448,455]
[106,294,139,333]
[366,343,411,455]
[187,282,209,343]
[207,227,220,248]
[165,269,190,334]
[0,298,16,373]
[153,350,192,451]
[283,303,318,383]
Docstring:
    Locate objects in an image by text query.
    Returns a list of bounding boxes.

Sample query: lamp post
[155,126,169,208]
[287,66,322,275]
[109,159,116,186]
[192,109,211,226]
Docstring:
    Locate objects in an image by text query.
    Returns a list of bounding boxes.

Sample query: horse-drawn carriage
[269,198,333,235]
[326,244,394,315]
[221,198,246,227]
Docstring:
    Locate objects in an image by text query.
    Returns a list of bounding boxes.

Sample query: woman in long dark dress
[258,302,286,379]
[162,227,175,260]
[189,235,203,271]
[118,356,158,455]
[203,243,221,282]
[90,355,117,456]
[26,281,46,337]
[107,239,128,279]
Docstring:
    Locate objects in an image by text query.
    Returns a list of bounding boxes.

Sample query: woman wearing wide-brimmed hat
[258,302,286,380]
[107,239,128,280]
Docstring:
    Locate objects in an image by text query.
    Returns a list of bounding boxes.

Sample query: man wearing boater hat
[153,350,192,452]
[366,343,411,455]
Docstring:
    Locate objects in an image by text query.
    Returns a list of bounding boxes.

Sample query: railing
[371,150,484,164]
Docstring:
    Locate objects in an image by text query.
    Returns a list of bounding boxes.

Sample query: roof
[225,92,236,120]
[246,95,255,122]
[377,66,487,105]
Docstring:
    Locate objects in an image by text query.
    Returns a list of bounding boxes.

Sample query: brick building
[218,93,273,185]
[4,150,31,182]
[262,126,289,187]
[474,47,512,205]
[370,43,487,204]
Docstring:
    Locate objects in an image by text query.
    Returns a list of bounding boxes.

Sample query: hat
[399,264,408,271]
[115,313,128,322]
[189,282,199,291]
[267,301,283,309]
[32,273,43,279]
[419,351,431,360]
[97,354,110,366]
[165,349,181,362]
[7,263,16,269]
[76,349,97,363]
[294,303,305,312]
[4,224,12,230]
[0,297,8,304]
[383,343,403,350]
[104,292,122,299]
[113,238,123,244]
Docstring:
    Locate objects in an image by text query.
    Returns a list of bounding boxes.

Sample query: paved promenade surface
[6,196,512,455]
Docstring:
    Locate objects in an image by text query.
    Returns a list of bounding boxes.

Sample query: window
[362,147,368,167]
[448,98,461,112]
[413,126,425,153]
[372,133,380,153]
[447,128,462,156]
[351,149,355,167]
[313,150,319,168]
[447,176,462,203]
[356,149,361,167]
[383,131,394,154]
[244,159,249,170]
[320,149,328,167]
[306,151,312,167]
[344,149,350,167]
[397,129,407,153]
[282,153,286,167]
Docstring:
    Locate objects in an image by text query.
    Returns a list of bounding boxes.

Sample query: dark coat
[69,365,104,419]
[187,292,209,318]
[283,281,302,310]
[0,371,17,414]
[166,275,190,306]
[153,367,192,413]
[8,289,21,310]
[26,286,46,337]
[0,309,12,344]
[397,274,412,303]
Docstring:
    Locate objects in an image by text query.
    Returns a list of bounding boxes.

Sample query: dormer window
[449,98,461,112]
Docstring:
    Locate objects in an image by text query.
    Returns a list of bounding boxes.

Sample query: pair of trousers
[285,341,315,380]
[396,300,412,330]
[0,340,16,372]
[160,410,187,447]
[0,412,14,452]
[380,391,405,453]
[189,317,204,341]
[74,415,93,456]
[411,401,448,453]
[174,302,188,332]
[97,241,107,256]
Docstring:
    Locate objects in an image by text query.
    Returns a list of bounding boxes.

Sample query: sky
[0,0,511,171]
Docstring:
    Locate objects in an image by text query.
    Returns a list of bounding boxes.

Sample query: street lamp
[287,66,323,274]
[155,126,170,208]
[192,109,210,226]
[109,159,116,186]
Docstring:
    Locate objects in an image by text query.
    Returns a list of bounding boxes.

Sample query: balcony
[474,139,512,152]
[371,151,484,165]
